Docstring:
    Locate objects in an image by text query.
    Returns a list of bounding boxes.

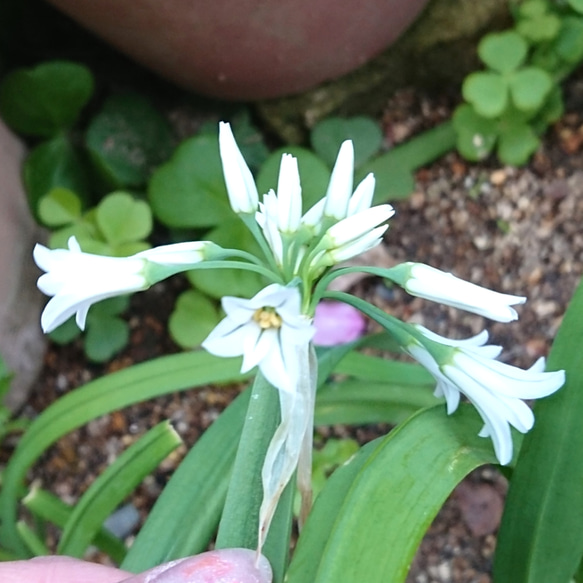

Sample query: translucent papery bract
[258,342,316,552]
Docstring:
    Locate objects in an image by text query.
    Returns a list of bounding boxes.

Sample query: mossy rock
[257,0,510,143]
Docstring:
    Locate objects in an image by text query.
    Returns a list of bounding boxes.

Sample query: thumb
[120,549,272,583]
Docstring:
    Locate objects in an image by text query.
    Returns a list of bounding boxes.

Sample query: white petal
[323,141,354,220]
[325,205,394,248]
[347,173,375,215]
[276,154,302,232]
[219,122,259,214]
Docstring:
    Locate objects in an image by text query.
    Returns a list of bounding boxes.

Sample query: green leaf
[187,219,265,299]
[23,488,127,564]
[568,0,583,14]
[509,67,552,112]
[215,372,291,583]
[0,61,94,137]
[478,31,528,73]
[169,290,220,348]
[462,72,508,118]
[497,122,540,165]
[96,191,152,247]
[148,133,233,228]
[310,117,383,169]
[256,146,331,212]
[38,188,82,227]
[48,317,81,345]
[90,295,130,317]
[554,16,583,64]
[315,380,439,426]
[0,351,248,555]
[359,121,456,203]
[58,421,181,558]
[84,315,129,362]
[494,277,583,583]
[231,110,270,171]
[517,14,561,43]
[453,104,498,161]
[23,135,89,220]
[286,405,498,583]
[47,222,99,252]
[122,389,250,571]
[86,93,174,189]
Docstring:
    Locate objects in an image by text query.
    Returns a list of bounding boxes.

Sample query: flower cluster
[33,121,565,551]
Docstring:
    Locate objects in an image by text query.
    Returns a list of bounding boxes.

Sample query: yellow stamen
[253,307,283,329]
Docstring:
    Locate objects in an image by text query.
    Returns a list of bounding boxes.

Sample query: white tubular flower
[406,326,565,465]
[323,140,354,220]
[202,284,315,393]
[219,122,259,214]
[388,262,526,322]
[275,153,302,233]
[347,173,375,216]
[34,237,211,333]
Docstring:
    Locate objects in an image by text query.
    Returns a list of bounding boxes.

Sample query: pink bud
[313,301,366,346]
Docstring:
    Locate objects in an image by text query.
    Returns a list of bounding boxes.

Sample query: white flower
[202,284,315,393]
[323,140,354,220]
[406,326,565,465]
[34,237,210,333]
[219,122,259,214]
[388,262,526,322]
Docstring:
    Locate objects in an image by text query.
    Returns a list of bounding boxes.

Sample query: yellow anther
[253,307,283,329]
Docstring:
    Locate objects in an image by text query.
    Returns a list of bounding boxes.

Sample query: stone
[0,120,46,411]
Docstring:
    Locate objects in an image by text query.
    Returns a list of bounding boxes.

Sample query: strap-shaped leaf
[58,421,181,557]
[494,278,583,583]
[287,405,498,583]
[0,351,247,555]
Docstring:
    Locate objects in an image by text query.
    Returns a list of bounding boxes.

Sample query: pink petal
[313,301,366,346]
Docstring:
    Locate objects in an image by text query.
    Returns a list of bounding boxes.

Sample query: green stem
[215,372,292,583]
[186,260,284,284]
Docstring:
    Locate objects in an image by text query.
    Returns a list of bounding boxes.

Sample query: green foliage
[50,296,130,363]
[169,290,220,349]
[0,61,94,138]
[148,133,233,228]
[454,0,582,165]
[85,93,174,189]
[310,116,383,169]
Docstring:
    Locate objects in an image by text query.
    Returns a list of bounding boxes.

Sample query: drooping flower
[219,122,259,214]
[405,325,565,465]
[34,237,214,333]
[386,262,526,322]
[202,284,315,393]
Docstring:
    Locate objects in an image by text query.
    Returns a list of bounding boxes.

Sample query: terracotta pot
[46,0,429,100]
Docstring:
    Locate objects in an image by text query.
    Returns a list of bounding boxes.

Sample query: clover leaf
[169,290,220,349]
[478,31,528,73]
[462,72,508,118]
[0,61,94,138]
[86,93,174,189]
[310,117,383,169]
[508,67,552,112]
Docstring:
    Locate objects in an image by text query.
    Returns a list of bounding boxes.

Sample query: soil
[3,52,583,583]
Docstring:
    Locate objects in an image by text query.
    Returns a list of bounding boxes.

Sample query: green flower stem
[239,214,282,276]
[215,372,292,583]
[186,260,284,284]
[324,291,453,363]
[312,265,405,309]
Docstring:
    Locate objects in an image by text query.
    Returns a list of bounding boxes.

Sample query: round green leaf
[518,0,548,18]
[462,72,508,118]
[49,317,82,345]
[555,16,583,64]
[509,67,552,112]
[48,222,98,251]
[536,85,564,126]
[478,31,528,73]
[169,290,220,349]
[23,135,90,220]
[148,134,233,228]
[452,104,497,161]
[90,295,131,317]
[84,315,129,362]
[86,93,174,189]
[497,122,540,165]
[230,110,269,171]
[256,146,330,212]
[187,219,265,299]
[517,15,561,43]
[310,117,383,169]
[38,188,82,227]
[96,191,152,247]
[0,61,94,137]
